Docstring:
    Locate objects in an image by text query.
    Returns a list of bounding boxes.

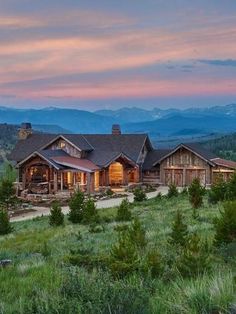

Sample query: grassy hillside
[201,132,236,161]
[0,195,235,313]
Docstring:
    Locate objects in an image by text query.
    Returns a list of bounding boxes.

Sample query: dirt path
[11,186,169,223]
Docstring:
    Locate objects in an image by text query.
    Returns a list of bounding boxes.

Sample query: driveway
[11,186,169,223]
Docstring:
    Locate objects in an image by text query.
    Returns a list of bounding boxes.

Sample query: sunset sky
[0,0,236,110]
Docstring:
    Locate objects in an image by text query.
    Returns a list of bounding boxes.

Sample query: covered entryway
[109,162,123,186]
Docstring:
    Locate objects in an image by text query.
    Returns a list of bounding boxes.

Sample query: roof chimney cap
[112,124,121,135]
[21,122,32,130]
[18,122,32,140]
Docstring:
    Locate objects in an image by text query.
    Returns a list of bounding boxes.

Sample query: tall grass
[0,195,235,313]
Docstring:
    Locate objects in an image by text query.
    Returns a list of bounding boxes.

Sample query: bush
[106,188,114,197]
[60,268,150,314]
[208,175,228,204]
[0,207,12,235]
[83,197,99,224]
[225,173,236,201]
[65,252,108,270]
[188,178,205,209]
[169,210,188,247]
[89,224,105,233]
[68,190,84,223]
[167,184,178,198]
[177,233,211,277]
[181,186,188,195]
[133,187,147,202]
[116,198,132,221]
[214,201,236,246]
[49,201,64,226]
[128,217,147,249]
[114,224,130,232]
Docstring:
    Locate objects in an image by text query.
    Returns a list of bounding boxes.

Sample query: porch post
[60,172,63,191]
[87,173,91,193]
[54,171,58,193]
[22,169,26,190]
[123,166,128,185]
[105,169,109,186]
[48,167,52,194]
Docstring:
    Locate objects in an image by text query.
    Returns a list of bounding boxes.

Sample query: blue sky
[0,0,236,110]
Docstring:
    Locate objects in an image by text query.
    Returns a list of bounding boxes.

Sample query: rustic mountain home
[9,123,236,195]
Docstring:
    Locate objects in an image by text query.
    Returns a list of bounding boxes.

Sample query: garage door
[186,170,206,186]
[164,169,183,186]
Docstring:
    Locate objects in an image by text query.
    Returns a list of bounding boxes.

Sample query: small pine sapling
[116,198,132,221]
[68,190,84,223]
[49,201,64,226]
[169,210,188,247]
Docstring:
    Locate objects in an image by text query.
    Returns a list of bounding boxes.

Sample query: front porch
[17,152,140,197]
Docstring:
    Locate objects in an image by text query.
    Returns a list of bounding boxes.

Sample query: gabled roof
[9,134,57,162]
[155,142,217,166]
[142,149,172,170]
[43,134,94,152]
[9,133,150,165]
[83,134,150,163]
[16,149,68,170]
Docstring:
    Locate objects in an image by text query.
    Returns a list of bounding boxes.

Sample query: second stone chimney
[18,122,32,140]
[112,124,121,135]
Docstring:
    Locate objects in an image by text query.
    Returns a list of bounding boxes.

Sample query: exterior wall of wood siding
[160,147,212,186]
[47,138,82,158]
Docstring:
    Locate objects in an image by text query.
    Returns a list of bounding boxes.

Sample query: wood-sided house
[9,123,236,195]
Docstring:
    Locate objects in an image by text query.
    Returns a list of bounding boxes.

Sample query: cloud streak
[0,1,235,108]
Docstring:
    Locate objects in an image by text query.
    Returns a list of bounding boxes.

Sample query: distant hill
[0,104,236,148]
[200,133,236,161]
[0,104,236,136]
[0,107,115,133]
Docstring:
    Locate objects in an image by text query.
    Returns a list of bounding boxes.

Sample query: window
[59,141,66,149]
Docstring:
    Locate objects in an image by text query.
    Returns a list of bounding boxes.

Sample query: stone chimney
[18,122,32,140]
[112,124,121,135]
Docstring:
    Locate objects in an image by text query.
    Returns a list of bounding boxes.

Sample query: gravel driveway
[11,186,169,223]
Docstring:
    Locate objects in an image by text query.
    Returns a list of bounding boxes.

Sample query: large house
[9,123,236,195]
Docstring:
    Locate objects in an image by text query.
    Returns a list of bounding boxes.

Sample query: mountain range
[0,104,236,145]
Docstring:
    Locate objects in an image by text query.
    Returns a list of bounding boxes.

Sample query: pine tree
[0,178,18,211]
[208,174,227,204]
[188,178,205,209]
[49,201,64,226]
[109,230,138,277]
[116,198,132,221]
[68,190,84,224]
[177,233,211,277]
[129,217,147,249]
[169,210,188,247]
[167,184,178,198]
[0,207,12,235]
[133,187,147,202]
[83,197,99,224]
[214,201,236,246]
[225,173,236,201]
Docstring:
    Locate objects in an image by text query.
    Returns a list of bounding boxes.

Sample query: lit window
[60,141,66,149]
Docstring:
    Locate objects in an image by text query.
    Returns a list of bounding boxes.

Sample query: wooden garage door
[186,170,206,186]
[165,169,183,186]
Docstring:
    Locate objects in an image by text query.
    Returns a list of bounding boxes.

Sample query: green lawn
[0,195,235,314]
